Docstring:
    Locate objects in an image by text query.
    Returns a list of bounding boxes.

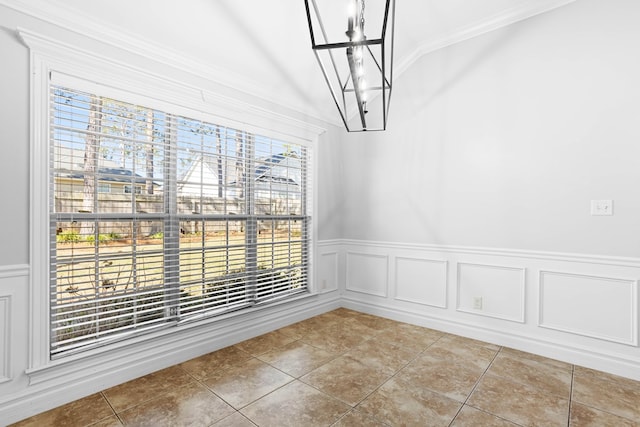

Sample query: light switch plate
[591,200,613,216]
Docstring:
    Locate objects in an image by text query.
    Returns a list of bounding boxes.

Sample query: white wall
[315,0,640,384]
[339,0,640,258]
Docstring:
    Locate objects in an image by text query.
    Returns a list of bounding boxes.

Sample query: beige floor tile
[301,355,391,406]
[293,314,342,335]
[276,321,313,339]
[488,348,572,398]
[118,382,234,427]
[352,312,400,332]
[344,338,417,375]
[103,366,194,412]
[425,334,499,371]
[468,373,570,426]
[210,411,257,426]
[234,329,298,356]
[179,345,252,380]
[301,324,369,354]
[312,310,351,326]
[203,357,294,408]
[572,366,640,421]
[570,402,640,427]
[500,347,572,372]
[357,377,462,427]
[258,340,337,377]
[241,380,350,427]
[336,317,382,338]
[11,393,115,427]
[331,409,388,426]
[15,311,640,427]
[396,353,484,402]
[373,322,443,354]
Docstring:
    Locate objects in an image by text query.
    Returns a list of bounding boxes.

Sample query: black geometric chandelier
[304,0,395,132]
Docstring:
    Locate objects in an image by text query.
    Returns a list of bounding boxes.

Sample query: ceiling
[6,0,575,125]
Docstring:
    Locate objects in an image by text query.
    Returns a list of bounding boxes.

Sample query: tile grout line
[337,328,449,426]
[567,363,575,427]
[447,345,527,427]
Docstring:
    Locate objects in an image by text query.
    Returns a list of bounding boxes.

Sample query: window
[122,185,142,194]
[50,85,311,358]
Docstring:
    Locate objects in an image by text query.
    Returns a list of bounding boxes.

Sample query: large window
[50,85,311,358]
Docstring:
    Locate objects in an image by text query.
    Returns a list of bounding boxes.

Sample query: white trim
[317,252,339,294]
[0,296,10,383]
[345,252,389,297]
[0,264,29,279]
[19,29,326,143]
[23,29,322,370]
[339,239,640,268]
[455,262,526,323]
[395,0,578,77]
[538,270,639,346]
[393,257,448,309]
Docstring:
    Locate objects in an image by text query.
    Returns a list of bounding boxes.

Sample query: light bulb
[347,0,356,19]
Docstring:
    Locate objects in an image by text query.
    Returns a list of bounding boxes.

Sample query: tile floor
[12,308,640,426]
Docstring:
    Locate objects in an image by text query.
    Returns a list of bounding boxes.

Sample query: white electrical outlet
[321,279,327,290]
[473,297,483,310]
[591,200,613,216]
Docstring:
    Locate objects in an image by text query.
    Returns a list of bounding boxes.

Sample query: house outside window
[97,183,111,193]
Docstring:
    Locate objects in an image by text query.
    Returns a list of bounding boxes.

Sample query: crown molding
[395,0,577,77]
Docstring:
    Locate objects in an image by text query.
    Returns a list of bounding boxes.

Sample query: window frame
[24,29,323,369]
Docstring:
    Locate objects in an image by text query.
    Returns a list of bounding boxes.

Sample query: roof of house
[67,167,154,186]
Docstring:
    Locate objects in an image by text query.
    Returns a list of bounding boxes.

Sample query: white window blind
[50,85,311,358]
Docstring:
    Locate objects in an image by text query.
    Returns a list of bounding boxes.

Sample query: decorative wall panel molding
[394,257,447,308]
[539,271,638,345]
[346,252,388,297]
[0,296,10,383]
[317,252,339,293]
[456,263,526,323]
[0,264,29,280]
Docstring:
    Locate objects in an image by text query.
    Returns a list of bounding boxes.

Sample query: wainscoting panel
[331,239,640,382]
[0,296,10,383]
[346,252,388,297]
[317,251,339,293]
[395,257,447,308]
[457,263,526,322]
[539,271,638,345]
